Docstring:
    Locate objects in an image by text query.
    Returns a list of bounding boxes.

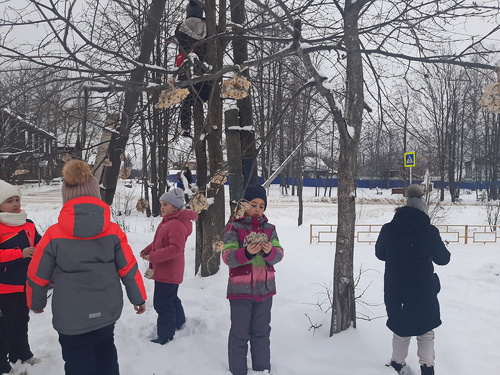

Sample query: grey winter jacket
[27,196,146,335]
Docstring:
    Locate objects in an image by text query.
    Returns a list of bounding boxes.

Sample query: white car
[50,177,63,185]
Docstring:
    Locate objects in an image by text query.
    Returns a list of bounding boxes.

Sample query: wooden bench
[391,188,405,195]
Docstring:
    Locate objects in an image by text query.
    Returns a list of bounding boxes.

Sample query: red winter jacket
[0,219,41,294]
[141,209,198,284]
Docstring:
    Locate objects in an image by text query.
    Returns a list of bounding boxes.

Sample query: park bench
[391,188,405,195]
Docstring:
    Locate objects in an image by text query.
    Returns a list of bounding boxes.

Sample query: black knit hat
[186,1,203,18]
[244,185,267,208]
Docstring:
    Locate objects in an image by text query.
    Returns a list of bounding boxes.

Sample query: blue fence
[256,177,422,189]
[259,177,498,190]
[169,174,496,190]
[432,180,493,190]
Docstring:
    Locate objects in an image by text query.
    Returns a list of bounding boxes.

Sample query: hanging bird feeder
[189,192,209,213]
[136,198,149,213]
[210,171,228,186]
[233,200,251,219]
[212,235,225,252]
[156,78,190,109]
[479,66,500,113]
[221,73,251,100]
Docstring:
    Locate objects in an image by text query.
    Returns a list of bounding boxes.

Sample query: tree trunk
[230,0,257,186]
[297,150,304,227]
[194,97,207,275]
[489,116,499,200]
[201,61,223,277]
[139,116,152,217]
[329,2,366,335]
[225,108,244,214]
[194,0,224,277]
[155,105,168,211]
[100,0,167,205]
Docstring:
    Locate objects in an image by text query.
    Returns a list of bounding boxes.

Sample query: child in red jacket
[0,180,41,375]
[140,187,198,345]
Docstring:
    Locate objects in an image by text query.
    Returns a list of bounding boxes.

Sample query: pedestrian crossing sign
[404,152,416,167]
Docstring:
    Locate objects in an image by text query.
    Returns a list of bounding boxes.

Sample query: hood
[179,17,207,41]
[390,206,430,233]
[162,208,198,234]
[58,196,111,238]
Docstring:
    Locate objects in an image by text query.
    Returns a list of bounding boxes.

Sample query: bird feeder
[479,66,500,113]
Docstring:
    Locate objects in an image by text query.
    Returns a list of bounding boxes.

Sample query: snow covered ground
[10,183,500,375]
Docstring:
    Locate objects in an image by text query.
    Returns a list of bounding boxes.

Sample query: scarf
[0,210,28,226]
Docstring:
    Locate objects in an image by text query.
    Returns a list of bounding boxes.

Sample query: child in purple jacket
[222,185,284,375]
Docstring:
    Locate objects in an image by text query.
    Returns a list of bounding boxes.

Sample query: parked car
[50,177,63,185]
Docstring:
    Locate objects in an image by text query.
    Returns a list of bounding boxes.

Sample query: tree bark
[194,97,207,275]
[100,0,167,205]
[230,0,257,186]
[193,0,224,277]
[225,108,244,214]
[329,1,366,335]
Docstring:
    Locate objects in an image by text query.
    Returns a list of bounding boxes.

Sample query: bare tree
[2,0,500,334]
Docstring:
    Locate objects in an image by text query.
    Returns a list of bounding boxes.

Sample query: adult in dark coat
[375,184,450,375]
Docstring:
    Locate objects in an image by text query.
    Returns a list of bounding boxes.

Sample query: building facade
[0,108,57,182]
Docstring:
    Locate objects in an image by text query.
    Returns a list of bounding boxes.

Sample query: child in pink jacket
[140,188,198,345]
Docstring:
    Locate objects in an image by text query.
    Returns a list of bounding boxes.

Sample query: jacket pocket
[0,261,27,286]
[229,263,252,277]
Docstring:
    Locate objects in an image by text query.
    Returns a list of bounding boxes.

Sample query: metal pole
[262,113,331,189]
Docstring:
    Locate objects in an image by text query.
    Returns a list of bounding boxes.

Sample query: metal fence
[310,224,500,245]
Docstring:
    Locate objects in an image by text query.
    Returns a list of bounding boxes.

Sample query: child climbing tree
[175,0,211,138]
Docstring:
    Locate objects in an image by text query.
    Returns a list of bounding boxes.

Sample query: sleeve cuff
[245,248,256,260]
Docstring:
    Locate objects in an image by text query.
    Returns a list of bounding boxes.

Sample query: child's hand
[261,242,272,254]
[140,253,150,261]
[246,243,262,255]
[134,304,146,314]
[22,247,35,258]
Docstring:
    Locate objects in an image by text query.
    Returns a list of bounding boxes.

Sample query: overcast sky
[1,1,499,69]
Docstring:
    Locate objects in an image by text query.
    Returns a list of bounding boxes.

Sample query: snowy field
[10,183,500,375]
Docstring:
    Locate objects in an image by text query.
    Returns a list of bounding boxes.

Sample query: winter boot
[420,364,435,375]
[150,337,172,345]
[181,130,192,138]
[22,356,42,365]
[389,360,405,374]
